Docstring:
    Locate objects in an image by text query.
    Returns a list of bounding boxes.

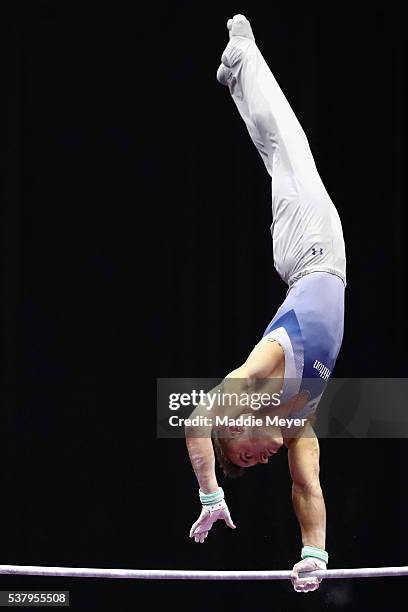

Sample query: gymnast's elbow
[184,420,213,443]
[183,401,214,439]
[184,422,197,441]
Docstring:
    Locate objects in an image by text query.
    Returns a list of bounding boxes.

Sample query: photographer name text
[168,415,307,428]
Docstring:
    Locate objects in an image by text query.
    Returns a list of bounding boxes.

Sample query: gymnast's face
[225,427,283,468]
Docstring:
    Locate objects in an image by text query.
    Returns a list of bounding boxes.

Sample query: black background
[2,1,407,610]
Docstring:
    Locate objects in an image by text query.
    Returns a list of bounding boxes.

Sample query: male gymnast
[185,14,346,593]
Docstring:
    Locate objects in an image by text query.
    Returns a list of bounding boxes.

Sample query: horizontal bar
[1,565,408,580]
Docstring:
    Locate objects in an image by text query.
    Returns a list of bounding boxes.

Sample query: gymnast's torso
[263,271,345,418]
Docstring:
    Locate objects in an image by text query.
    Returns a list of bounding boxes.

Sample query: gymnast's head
[213,420,284,478]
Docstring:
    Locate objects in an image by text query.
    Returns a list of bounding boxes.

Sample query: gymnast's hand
[189,499,236,543]
[291,557,326,593]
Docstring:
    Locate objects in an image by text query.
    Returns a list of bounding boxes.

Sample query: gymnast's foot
[216,14,256,86]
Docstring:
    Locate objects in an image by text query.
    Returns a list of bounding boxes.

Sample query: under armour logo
[311,248,323,256]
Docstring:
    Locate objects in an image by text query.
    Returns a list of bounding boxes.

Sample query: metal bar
[1,565,408,580]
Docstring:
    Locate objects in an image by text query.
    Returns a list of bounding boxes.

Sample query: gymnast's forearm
[292,481,326,550]
[184,375,245,494]
[185,432,219,494]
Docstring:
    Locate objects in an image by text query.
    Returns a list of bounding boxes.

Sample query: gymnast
[185,14,346,593]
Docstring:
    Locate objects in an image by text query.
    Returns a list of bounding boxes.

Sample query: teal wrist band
[199,487,224,505]
[301,546,329,564]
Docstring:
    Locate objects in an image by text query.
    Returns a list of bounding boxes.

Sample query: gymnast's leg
[217,14,320,188]
[217,14,347,287]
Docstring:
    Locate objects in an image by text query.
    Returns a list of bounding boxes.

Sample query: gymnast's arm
[185,339,284,493]
[185,339,284,542]
[184,369,252,541]
[185,366,253,494]
[284,423,326,549]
